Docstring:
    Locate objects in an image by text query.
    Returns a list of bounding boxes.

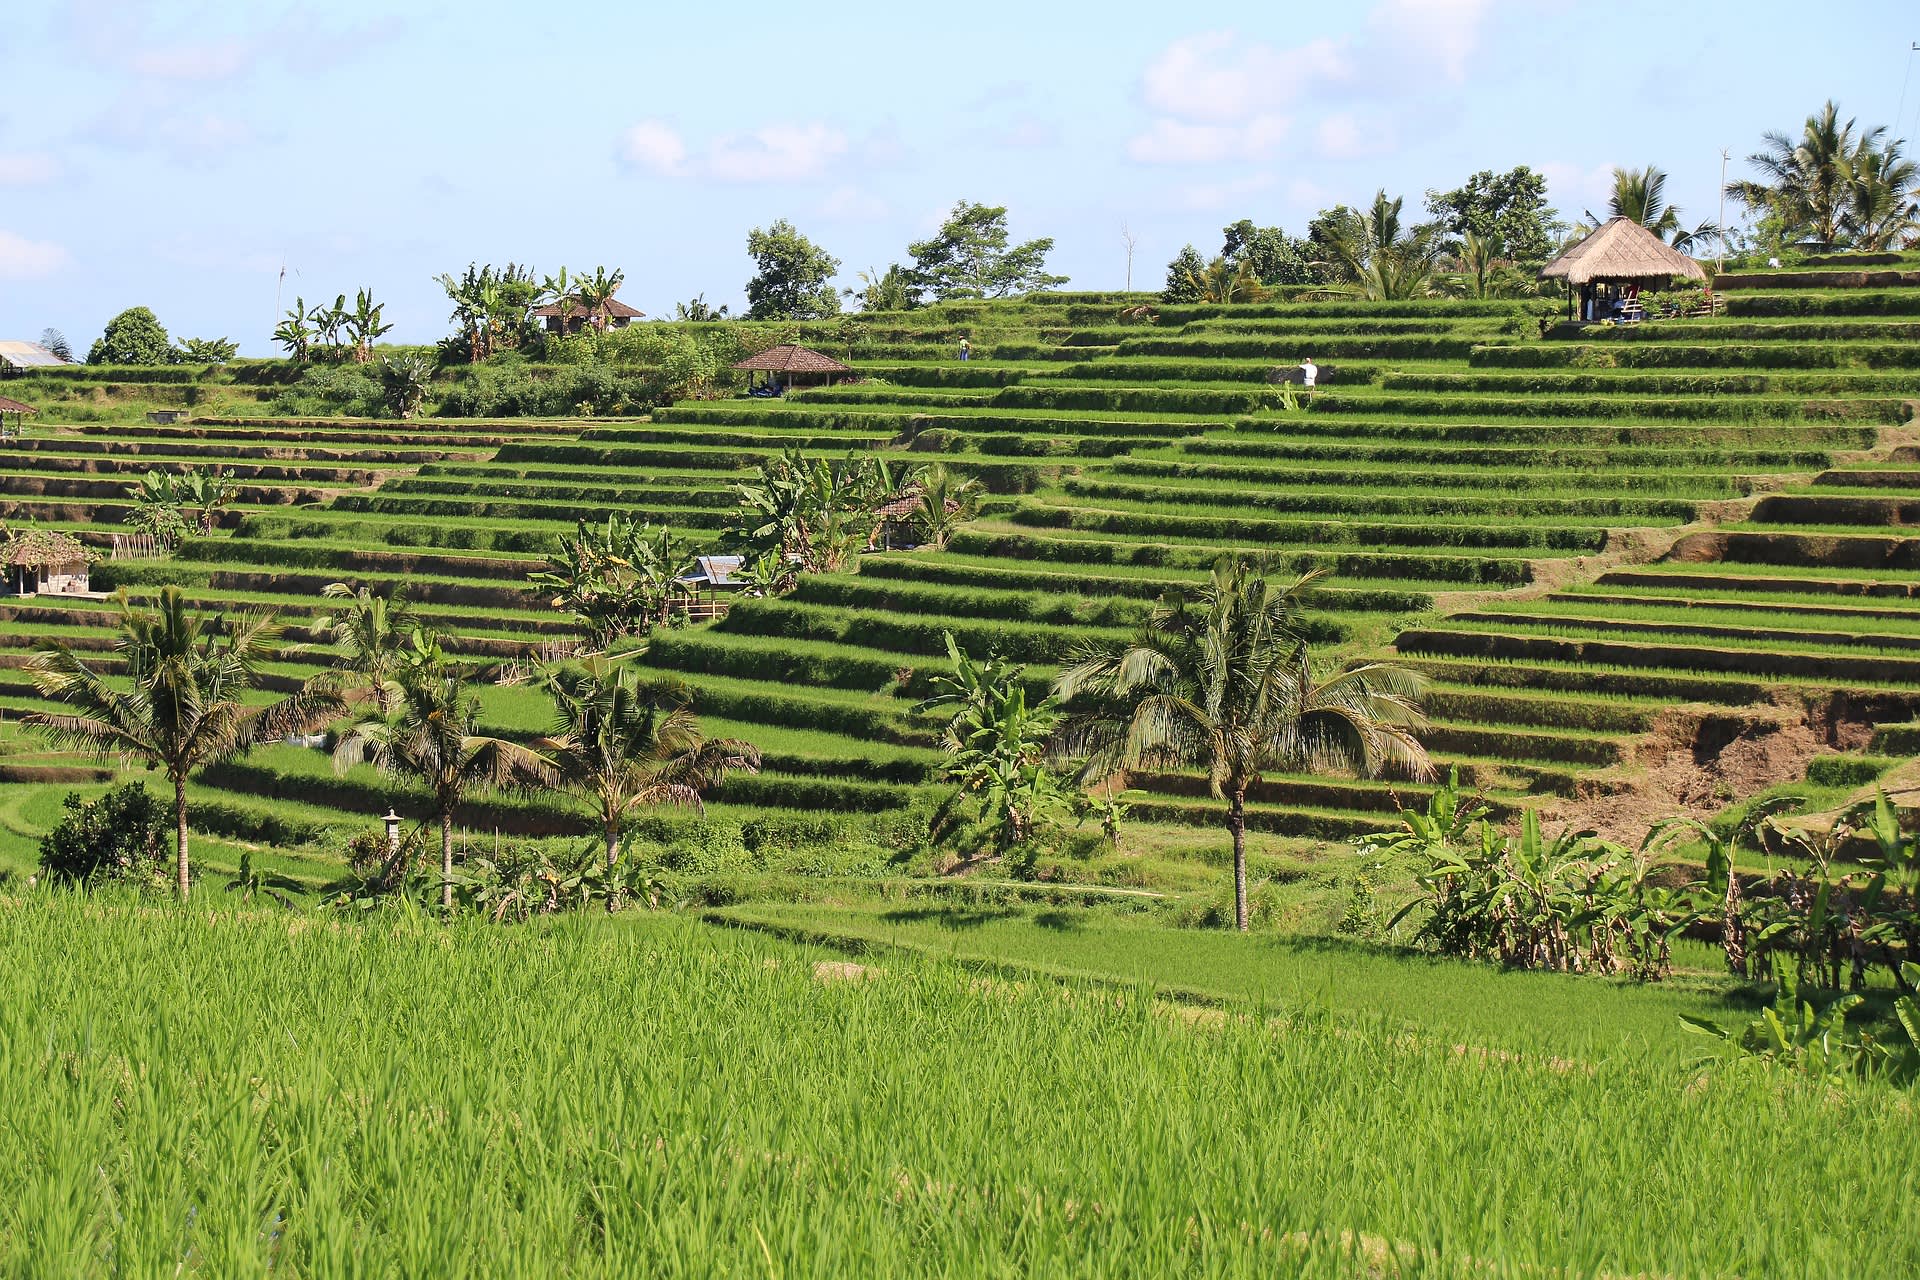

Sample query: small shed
[1540,217,1708,322]
[531,297,645,335]
[0,340,68,376]
[0,395,34,440]
[732,344,852,395]
[5,529,89,596]
[678,555,750,591]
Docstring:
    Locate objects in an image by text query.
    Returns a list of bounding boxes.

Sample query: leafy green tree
[848,264,915,312]
[439,264,543,360]
[1161,245,1209,303]
[28,588,344,899]
[88,307,175,365]
[745,219,842,320]
[174,336,239,365]
[1055,557,1433,931]
[919,633,1071,856]
[536,658,760,885]
[1424,166,1560,266]
[726,449,902,577]
[333,640,555,913]
[314,581,418,715]
[37,783,169,888]
[907,201,1068,300]
[1313,191,1447,300]
[529,516,697,642]
[1220,220,1317,285]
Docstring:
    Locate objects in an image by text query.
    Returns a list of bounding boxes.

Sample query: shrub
[38,784,170,887]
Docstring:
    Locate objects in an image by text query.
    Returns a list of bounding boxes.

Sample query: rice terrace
[4,5,1920,1276]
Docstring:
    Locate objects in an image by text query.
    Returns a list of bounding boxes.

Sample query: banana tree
[345,288,393,362]
[572,265,626,332]
[273,297,313,363]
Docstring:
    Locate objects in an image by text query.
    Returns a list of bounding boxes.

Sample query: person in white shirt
[1300,357,1318,399]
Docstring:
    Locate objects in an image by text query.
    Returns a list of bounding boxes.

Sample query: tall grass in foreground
[0,895,1914,1277]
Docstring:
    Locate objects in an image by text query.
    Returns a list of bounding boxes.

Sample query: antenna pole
[1717,148,1729,272]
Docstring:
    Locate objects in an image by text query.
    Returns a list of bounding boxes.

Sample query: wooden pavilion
[731,344,853,395]
[1540,217,1707,322]
[0,395,34,441]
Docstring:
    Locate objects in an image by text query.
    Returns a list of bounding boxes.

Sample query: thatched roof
[530,297,645,320]
[0,396,36,415]
[4,529,86,568]
[1540,217,1707,286]
[731,344,851,374]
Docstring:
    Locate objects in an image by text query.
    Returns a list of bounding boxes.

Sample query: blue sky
[2,0,1916,353]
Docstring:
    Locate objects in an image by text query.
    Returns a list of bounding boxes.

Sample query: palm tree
[1843,136,1920,251]
[535,659,759,895]
[572,265,627,332]
[333,649,555,913]
[1596,166,1719,252]
[1726,101,1860,250]
[1179,256,1268,304]
[435,269,489,363]
[1456,230,1502,299]
[313,582,417,715]
[1316,191,1445,300]
[1055,557,1433,931]
[344,288,393,363]
[27,588,344,899]
[910,464,982,550]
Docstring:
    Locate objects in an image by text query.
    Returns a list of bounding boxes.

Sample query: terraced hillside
[0,269,1914,871]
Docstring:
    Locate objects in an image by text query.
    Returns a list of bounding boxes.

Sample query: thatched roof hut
[5,528,85,570]
[3,528,89,595]
[732,344,852,391]
[1540,217,1707,287]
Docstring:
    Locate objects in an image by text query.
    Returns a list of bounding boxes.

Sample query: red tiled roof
[731,344,852,374]
[531,297,645,319]
[0,396,36,415]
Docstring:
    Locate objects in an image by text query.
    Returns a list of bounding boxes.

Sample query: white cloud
[617,120,852,184]
[1140,30,1346,122]
[993,115,1060,150]
[618,119,688,176]
[1368,0,1492,83]
[0,152,60,185]
[1128,3,1496,168]
[0,229,70,279]
[1127,115,1289,166]
[709,122,848,183]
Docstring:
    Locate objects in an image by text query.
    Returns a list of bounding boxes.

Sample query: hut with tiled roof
[0,395,34,440]
[4,528,89,596]
[1541,217,1707,322]
[530,296,645,335]
[732,344,852,394]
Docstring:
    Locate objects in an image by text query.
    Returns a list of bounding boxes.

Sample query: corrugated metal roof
[0,341,70,369]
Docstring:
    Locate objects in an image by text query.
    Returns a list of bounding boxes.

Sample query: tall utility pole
[1717,148,1729,272]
